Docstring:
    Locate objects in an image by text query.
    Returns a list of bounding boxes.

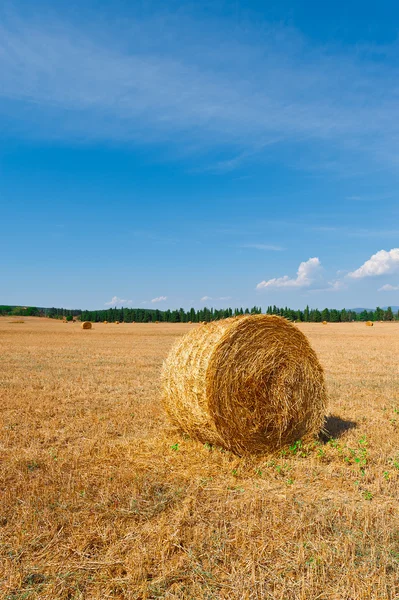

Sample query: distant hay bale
[115,321,120,325]
[366,321,374,327]
[81,321,92,330]
[104,320,108,324]
[322,321,327,325]
[162,315,327,455]
[188,321,192,324]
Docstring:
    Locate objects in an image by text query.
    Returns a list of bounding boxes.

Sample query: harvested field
[1,318,399,599]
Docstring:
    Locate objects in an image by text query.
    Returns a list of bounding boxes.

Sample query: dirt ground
[1,317,398,599]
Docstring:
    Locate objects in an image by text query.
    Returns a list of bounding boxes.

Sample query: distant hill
[350,306,399,313]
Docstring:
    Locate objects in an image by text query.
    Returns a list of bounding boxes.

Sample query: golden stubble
[0,317,398,599]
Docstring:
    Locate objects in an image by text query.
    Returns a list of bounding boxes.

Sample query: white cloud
[326,280,346,292]
[240,243,284,251]
[151,296,167,303]
[105,296,132,306]
[348,248,399,279]
[256,257,321,290]
[201,296,212,302]
[378,283,399,291]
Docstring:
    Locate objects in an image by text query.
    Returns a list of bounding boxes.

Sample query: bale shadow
[319,414,357,443]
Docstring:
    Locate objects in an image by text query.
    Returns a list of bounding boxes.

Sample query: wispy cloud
[1,7,399,171]
[348,248,399,278]
[308,280,347,293]
[257,257,322,290]
[379,283,399,291]
[105,295,132,306]
[200,295,232,302]
[151,296,167,303]
[240,243,284,251]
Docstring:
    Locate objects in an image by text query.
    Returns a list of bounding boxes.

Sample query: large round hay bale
[81,321,92,329]
[366,321,374,327]
[162,315,327,455]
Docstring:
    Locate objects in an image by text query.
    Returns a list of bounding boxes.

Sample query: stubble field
[1,317,399,600]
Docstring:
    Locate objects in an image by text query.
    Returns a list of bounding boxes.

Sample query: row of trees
[265,305,397,322]
[0,306,82,318]
[79,306,263,323]
[1,304,397,322]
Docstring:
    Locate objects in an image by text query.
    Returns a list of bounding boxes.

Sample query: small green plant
[328,438,340,449]
[343,436,368,473]
[274,463,290,477]
[27,461,39,472]
[383,471,390,481]
[363,490,373,501]
[227,486,244,493]
[170,443,179,451]
[288,439,307,456]
[49,448,57,461]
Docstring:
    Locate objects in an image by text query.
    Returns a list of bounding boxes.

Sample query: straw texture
[162,315,327,455]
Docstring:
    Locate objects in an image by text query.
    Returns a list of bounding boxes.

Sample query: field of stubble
[1,317,399,600]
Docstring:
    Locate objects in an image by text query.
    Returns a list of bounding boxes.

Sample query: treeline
[265,305,397,322]
[0,306,81,318]
[1,304,397,322]
[80,306,263,323]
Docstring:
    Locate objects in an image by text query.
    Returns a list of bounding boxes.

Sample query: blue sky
[1,0,399,310]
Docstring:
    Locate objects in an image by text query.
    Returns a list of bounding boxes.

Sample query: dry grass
[1,318,399,599]
[162,316,327,455]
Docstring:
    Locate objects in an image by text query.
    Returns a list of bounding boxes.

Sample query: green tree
[384,306,394,321]
[321,308,330,322]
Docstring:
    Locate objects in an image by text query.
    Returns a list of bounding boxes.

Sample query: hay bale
[115,321,119,325]
[81,321,92,330]
[322,321,327,325]
[104,320,108,324]
[162,315,327,455]
[366,321,374,327]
